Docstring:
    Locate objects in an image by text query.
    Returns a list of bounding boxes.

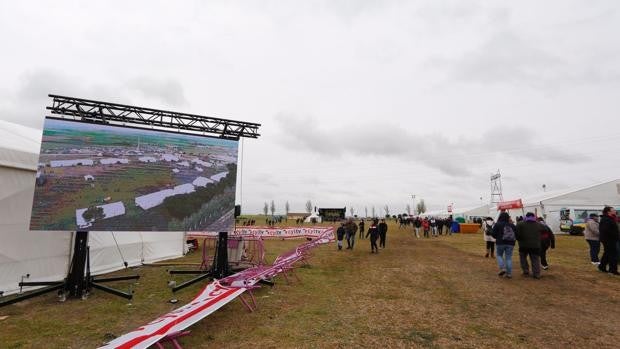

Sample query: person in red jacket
[422,218,430,238]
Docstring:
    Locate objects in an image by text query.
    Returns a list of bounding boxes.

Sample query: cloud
[434,31,620,88]
[0,70,189,129]
[274,112,585,177]
[126,77,187,106]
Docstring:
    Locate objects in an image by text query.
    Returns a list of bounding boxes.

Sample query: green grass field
[1,220,619,348]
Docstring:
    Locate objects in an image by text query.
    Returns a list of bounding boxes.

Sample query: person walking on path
[584,213,600,265]
[492,211,517,278]
[378,219,388,248]
[598,206,619,275]
[345,219,358,250]
[414,217,421,238]
[537,217,555,270]
[483,217,495,258]
[430,217,437,237]
[515,212,542,279]
[336,223,345,251]
[423,218,430,238]
[358,219,365,240]
[366,219,380,253]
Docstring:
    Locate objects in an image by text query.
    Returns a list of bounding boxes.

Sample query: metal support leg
[238,294,254,312]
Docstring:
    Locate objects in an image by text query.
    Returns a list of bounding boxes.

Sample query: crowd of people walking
[484,207,620,279]
[333,206,619,279]
[335,218,389,253]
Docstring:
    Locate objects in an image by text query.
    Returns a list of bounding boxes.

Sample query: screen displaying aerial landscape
[30,118,238,232]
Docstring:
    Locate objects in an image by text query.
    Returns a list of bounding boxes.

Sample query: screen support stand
[0,231,139,308]
[169,232,229,293]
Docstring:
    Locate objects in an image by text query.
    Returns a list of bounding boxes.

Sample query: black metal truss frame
[47,94,261,140]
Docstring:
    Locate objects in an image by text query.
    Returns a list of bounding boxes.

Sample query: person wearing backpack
[516,212,542,279]
[491,211,516,278]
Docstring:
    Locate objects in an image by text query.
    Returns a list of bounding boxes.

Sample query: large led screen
[30,118,238,232]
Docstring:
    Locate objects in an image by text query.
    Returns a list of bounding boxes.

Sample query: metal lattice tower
[490,170,503,205]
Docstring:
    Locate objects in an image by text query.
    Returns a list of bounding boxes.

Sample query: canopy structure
[0,120,185,295]
[452,204,490,220]
[420,204,489,220]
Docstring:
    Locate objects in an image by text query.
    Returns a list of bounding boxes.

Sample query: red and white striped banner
[101,227,334,348]
[190,226,335,240]
[99,281,245,349]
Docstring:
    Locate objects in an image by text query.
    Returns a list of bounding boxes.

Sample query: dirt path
[314,234,620,348]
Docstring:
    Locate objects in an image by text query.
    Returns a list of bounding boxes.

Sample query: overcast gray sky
[1,0,619,215]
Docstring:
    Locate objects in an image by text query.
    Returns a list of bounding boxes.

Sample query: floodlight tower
[490,170,503,205]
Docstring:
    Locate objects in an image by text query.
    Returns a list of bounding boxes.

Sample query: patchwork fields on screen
[30,118,238,231]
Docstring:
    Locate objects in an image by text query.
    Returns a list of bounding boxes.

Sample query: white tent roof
[0,120,41,171]
[520,179,620,207]
[452,204,490,216]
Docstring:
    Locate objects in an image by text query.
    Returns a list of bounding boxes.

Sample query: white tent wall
[0,167,72,295]
[0,120,185,296]
[140,231,186,264]
[89,231,185,275]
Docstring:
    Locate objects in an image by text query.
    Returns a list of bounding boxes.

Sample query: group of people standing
[486,211,555,279]
[412,216,453,238]
[583,206,619,275]
[336,218,388,253]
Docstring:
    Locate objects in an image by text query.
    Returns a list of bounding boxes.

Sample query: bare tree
[416,199,427,214]
[350,206,355,217]
[406,204,411,216]
[365,207,368,217]
[371,206,376,218]
[263,202,268,216]
[270,200,275,216]
[384,205,390,217]
[305,200,313,214]
[285,201,290,221]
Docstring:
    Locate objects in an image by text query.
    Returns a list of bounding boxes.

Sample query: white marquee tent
[0,120,185,296]
[489,179,620,233]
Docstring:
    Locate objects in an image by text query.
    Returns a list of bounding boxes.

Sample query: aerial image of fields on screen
[30,118,238,232]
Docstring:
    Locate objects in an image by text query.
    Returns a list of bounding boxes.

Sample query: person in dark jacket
[537,217,555,270]
[414,217,422,238]
[336,223,345,250]
[598,206,619,275]
[378,219,388,248]
[492,211,517,278]
[366,219,380,253]
[516,213,542,278]
[358,219,365,239]
[345,219,358,250]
